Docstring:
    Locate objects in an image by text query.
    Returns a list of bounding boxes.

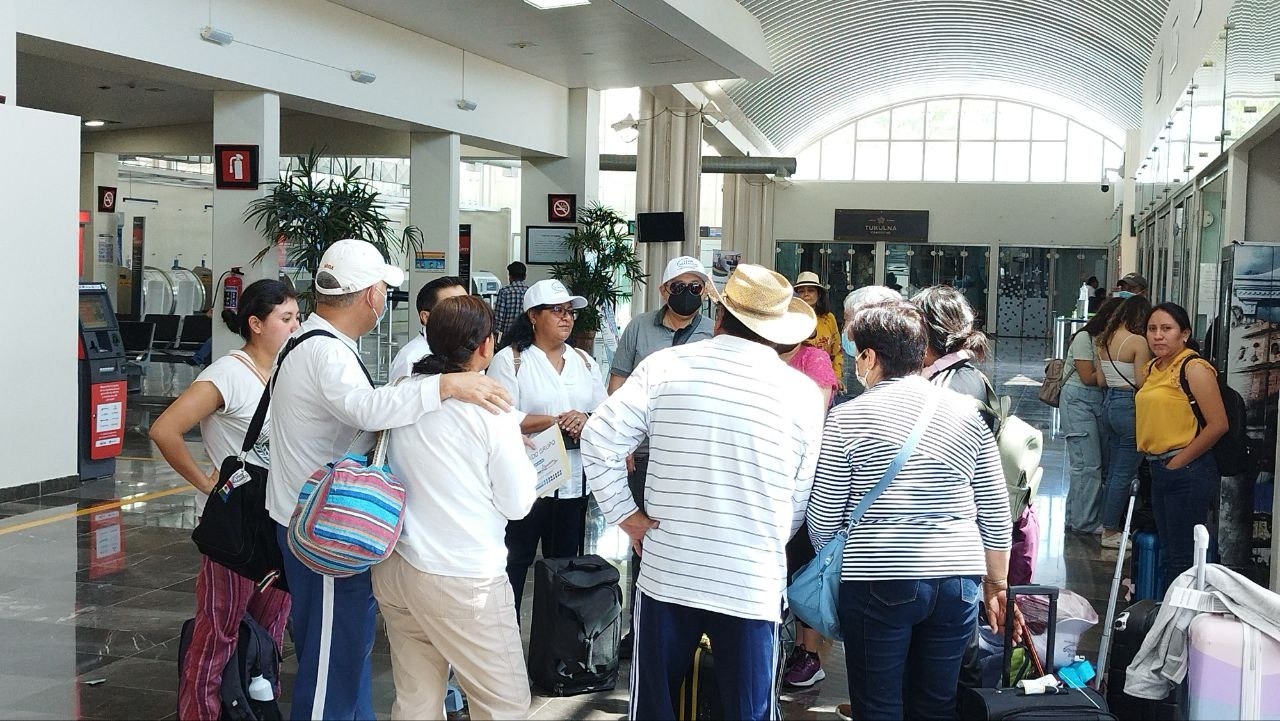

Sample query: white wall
[0,0,14,102]
[118,185,215,272]
[19,0,568,156]
[773,182,1115,246]
[0,106,80,488]
[1244,130,1280,241]
[1139,0,1234,154]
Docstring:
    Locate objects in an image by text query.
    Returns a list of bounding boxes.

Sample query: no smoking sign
[547,193,577,223]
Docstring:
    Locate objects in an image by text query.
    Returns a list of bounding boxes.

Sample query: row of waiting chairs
[117,314,212,365]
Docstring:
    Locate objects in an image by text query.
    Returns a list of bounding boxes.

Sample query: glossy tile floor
[0,337,1125,720]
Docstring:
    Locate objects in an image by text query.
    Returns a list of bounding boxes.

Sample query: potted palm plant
[550,202,646,352]
[245,149,422,306]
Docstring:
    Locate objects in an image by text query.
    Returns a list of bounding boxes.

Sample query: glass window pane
[859,111,891,140]
[923,141,958,181]
[1104,141,1123,174]
[1030,141,1066,181]
[820,125,855,180]
[960,99,996,140]
[997,102,1032,140]
[854,141,889,180]
[958,141,994,180]
[889,141,924,180]
[1032,109,1068,140]
[926,99,961,139]
[1066,123,1103,182]
[794,143,821,180]
[994,141,1031,181]
[892,103,925,140]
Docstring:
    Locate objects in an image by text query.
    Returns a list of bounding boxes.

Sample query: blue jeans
[1150,453,1219,586]
[1061,383,1106,532]
[631,593,779,721]
[1100,389,1140,530]
[839,576,979,720]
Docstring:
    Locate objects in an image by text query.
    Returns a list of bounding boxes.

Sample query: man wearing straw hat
[582,264,825,721]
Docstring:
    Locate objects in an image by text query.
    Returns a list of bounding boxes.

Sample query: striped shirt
[806,375,1010,581]
[581,335,824,622]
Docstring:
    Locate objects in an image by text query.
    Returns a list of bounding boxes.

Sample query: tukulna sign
[834,209,930,243]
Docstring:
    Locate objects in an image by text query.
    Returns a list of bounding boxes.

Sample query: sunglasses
[669,281,705,295]
[541,305,578,318]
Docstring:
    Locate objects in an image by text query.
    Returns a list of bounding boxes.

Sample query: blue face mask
[1114,290,1135,299]
[841,332,858,359]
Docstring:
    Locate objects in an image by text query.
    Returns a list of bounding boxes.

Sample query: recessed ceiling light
[84,120,107,127]
[524,0,590,8]
[508,41,540,49]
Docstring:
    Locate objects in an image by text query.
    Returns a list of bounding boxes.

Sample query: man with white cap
[582,264,825,721]
[606,255,715,656]
[268,238,511,721]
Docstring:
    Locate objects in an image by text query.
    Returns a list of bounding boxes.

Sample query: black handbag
[190,330,334,591]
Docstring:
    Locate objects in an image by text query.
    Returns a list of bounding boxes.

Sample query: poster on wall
[526,226,575,265]
[458,224,472,290]
[1220,242,1280,581]
[414,251,445,272]
[711,249,741,292]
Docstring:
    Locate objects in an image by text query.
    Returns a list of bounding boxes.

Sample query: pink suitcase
[1187,613,1280,719]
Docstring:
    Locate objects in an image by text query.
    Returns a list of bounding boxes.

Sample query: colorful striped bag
[287,430,405,577]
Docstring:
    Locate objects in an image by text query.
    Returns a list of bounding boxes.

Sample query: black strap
[671,313,704,347]
[1107,354,1139,391]
[238,329,373,454]
[1176,353,1210,431]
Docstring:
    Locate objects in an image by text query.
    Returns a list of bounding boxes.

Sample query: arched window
[792,98,1122,183]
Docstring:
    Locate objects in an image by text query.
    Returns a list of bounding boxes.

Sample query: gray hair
[843,285,903,336]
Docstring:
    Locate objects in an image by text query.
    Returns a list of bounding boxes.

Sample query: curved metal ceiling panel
[724,0,1168,152]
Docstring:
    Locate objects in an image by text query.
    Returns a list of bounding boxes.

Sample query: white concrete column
[635,87,703,313]
[212,91,280,356]
[1120,129,1141,276]
[407,131,461,316]
[78,153,120,303]
[721,174,774,269]
[519,87,600,285]
[0,0,15,104]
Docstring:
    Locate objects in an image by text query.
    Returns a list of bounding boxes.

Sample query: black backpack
[1176,353,1249,477]
[179,614,283,720]
[527,555,622,696]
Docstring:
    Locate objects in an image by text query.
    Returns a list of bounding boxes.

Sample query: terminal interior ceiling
[4,0,1280,717]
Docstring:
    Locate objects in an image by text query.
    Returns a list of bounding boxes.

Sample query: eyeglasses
[668,281,705,295]
[542,305,578,318]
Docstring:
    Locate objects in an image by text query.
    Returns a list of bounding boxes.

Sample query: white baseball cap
[522,279,588,312]
[314,238,405,295]
[662,256,710,284]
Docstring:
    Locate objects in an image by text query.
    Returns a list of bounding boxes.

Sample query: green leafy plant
[244,149,422,299]
[550,202,646,335]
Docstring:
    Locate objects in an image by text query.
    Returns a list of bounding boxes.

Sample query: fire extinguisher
[222,267,244,314]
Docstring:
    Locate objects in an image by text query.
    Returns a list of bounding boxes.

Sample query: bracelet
[982,578,1008,587]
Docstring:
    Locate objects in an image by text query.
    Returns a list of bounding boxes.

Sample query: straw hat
[793,271,828,290]
[711,264,817,345]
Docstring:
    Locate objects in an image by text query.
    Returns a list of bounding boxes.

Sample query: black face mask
[667,286,702,316]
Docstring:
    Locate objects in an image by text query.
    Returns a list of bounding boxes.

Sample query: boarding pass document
[527,426,570,497]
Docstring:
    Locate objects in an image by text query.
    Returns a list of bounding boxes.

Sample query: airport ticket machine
[78,283,127,480]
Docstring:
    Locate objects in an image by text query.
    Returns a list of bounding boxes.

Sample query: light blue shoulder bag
[787,391,940,641]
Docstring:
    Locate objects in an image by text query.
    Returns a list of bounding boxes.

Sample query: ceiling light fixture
[350,70,377,84]
[610,114,639,143]
[524,0,590,8]
[83,120,106,127]
[456,98,478,111]
[200,26,234,46]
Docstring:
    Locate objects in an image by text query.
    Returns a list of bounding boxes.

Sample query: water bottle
[247,674,282,721]
[1076,282,1090,318]
[248,674,273,702]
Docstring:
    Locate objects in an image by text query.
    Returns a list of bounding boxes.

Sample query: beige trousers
[372,552,531,720]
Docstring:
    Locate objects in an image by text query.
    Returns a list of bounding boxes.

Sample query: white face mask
[854,352,870,388]
[370,287,388,324]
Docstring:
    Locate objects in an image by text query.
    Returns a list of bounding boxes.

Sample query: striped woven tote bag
[287,430,405,577]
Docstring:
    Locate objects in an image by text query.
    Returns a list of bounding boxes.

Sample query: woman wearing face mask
[794,272,843,384]
[150,280,300,720]
[490,279,608,615]
[1136,302,1227,591]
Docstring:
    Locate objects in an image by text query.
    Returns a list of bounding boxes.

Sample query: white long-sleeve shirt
[388,329,431,381]
[387,399,537,578]
[267,314,443,525]
[581,334,824,622]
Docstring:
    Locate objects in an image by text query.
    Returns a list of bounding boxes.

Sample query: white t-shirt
[195,350,269,517]
[388,400,538,578]
[488,344,607,498]
[389,329,431,382]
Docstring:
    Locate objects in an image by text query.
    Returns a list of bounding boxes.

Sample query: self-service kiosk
[78,283,127,480]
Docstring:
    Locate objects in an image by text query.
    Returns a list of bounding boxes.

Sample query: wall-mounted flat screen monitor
[636,211,685,243]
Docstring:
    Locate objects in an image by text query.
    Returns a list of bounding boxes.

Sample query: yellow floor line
[116,455,162,462]
[0,484,193,537]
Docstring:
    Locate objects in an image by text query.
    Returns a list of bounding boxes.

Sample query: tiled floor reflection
[0,339,1125,720]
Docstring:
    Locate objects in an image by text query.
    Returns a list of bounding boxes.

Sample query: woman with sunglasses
[491,279,608,614]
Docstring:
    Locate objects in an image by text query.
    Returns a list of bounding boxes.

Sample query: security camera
[1101,183,1111,193]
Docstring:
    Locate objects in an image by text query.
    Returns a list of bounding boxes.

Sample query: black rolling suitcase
[677,634,722,720]
[527,552,623,695]
[958,585,1114,720]
[1105,600,1187,719]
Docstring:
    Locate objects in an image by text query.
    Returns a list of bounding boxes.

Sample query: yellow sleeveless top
[1135,348,1210,455]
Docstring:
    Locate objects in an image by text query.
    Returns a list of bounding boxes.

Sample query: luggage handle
[1002,585,1058,688]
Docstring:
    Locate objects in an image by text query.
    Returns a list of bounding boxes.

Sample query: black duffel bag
[528,554,622,696]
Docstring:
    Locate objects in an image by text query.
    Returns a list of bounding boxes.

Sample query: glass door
[774,241,876,317]
[887,243,990,327]
[1053,248,1110,317]
[996,247,1052,338]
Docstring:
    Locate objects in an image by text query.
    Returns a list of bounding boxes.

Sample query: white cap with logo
[661,256,710,284]
[314,238,405,295]
[522,279,588,312]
